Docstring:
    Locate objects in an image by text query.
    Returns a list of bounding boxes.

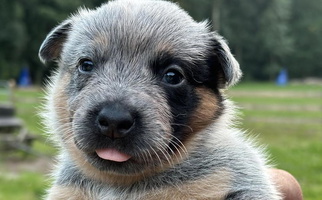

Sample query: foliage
[0,0,322,83]
[287,0,322,78]
[220,0,293,81]
[0,0,106,84]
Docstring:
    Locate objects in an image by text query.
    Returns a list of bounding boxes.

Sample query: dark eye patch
[151,52,211,87]
[151,52,188,84]
[149,51,225,148]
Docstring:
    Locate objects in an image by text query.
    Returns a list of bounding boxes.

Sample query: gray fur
[39,0,280,199]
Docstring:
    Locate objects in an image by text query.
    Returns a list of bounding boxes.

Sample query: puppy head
[40,0,241,179]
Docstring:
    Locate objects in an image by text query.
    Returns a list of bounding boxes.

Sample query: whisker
[171,123,193,133]
[171,135,188,155]
[148,143,164,168]
[154,139,173,166]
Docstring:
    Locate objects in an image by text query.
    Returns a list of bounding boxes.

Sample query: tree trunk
[212,0,222,31]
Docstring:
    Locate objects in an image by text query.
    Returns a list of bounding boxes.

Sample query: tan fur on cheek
[50,73,75,147]
[52,73,71,126]
[189,87,220,133]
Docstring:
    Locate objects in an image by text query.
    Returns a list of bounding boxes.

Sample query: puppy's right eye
[163,70,183,85]
[78,60,95,73]
[162,65,185,86]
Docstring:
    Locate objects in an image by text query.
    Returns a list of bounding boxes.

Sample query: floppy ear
[212,33,242,88]
[39,20,72,64]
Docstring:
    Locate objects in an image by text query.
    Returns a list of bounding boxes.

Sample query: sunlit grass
[0,172,49,200]
[231,82,322,200]
[231,96,322,105]
[0,88,54,200]
[231,82,322,91]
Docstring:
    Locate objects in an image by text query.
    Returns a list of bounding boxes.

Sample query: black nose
[97,104,134,139]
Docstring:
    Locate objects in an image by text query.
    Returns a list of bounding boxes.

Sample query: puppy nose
[97,104,134,139]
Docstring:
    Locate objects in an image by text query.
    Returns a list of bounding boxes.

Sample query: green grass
[230,82,322,200]
[0,83,321,199]
[243,110,321,118]
[231,82,322,91]
[0,88,54,200]
[0,172,49,200]
[231,96,322,105]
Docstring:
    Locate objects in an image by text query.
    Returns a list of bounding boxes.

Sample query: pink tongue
[96,148,131,162]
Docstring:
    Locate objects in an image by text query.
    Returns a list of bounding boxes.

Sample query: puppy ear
[212,33,242,88]
[39,20,72,64]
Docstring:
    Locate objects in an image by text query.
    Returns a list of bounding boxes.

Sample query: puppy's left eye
[78,59,95,73]
[162,67,184,85]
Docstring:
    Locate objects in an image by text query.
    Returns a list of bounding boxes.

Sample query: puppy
[39,0,281,199]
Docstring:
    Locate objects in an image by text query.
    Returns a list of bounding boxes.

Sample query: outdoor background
[0,0,321,199]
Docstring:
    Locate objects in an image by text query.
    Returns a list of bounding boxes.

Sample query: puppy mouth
[74,137,134,163]
[95,148,132,162]
[76,136,176,173]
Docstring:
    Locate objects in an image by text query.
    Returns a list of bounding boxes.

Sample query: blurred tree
[0,0,321,83]
[175,0,212,22]
[0,0,106,84]
[211,0,221,31]
[288,0,322,78]
[20,0,107,84]
[219,0,292,81]
[0,0,27,80]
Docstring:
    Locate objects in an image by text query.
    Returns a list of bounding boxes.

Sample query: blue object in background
[276,69,288,86]
[18,67,32,87]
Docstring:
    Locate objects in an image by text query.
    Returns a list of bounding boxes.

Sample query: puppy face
[40,0,241,176]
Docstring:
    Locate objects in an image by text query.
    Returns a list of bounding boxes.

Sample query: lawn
[0,82,321,199]
[229,83,322,200]
[0,87,54,200]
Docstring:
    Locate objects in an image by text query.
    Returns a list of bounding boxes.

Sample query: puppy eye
[78,59,95,73]
[162,67,184,85]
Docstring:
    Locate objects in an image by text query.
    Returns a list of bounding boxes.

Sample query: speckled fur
[39,0,281,199]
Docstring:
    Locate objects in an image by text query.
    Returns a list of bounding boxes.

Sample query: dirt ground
[0,156,53,178]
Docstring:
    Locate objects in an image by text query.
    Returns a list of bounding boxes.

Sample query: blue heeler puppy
[39,0,281,199]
